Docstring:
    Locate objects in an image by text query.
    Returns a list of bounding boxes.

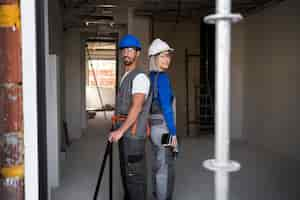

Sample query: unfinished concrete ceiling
[62,0,284,31]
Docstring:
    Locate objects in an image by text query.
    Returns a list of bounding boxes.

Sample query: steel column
[203,0,242,200]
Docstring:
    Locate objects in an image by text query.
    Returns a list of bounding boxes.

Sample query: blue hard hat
[119,34,142,50]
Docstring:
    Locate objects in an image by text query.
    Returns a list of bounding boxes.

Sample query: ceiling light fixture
[95,4,117,8]
[85,20,115,27]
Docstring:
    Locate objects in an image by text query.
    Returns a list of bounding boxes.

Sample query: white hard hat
[148,38,174,57]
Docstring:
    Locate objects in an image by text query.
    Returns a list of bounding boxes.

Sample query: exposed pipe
[203,0,242,199]
[0,0,24,199]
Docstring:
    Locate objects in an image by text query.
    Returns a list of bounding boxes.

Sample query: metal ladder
[197,62,214,133]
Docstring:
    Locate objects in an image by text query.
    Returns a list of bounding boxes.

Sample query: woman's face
[156,51,172,71]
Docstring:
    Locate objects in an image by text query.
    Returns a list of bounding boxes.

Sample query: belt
[112,115,150,137]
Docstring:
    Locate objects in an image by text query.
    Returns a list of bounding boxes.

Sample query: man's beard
[123,57,135,65]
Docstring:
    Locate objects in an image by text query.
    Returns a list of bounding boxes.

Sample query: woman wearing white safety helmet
[148,38,178,200]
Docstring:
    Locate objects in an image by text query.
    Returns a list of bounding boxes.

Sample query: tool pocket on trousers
[127,154,144,181]
[165,149,175,165]
[128,154,143,163]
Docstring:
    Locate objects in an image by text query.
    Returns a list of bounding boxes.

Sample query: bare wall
[64,29,85,139]
[153,21,201,136]
[133,16,150,71]
[231,22,246,139]
[48,0,65,149]
[49,0,64,116]
[242,0,300,160]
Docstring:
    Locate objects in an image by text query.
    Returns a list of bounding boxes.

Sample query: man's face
[121,47,140,66]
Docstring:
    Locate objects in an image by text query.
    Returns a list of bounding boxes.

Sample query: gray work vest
[150,72,176,127]
[150,73,166,127]
[150,72,163,115]
[116,68,152,138]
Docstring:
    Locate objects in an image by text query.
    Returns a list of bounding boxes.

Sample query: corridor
[1,0,300,199]
[52,113,300,200]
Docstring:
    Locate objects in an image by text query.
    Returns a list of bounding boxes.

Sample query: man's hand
[108,93,145,143]
[108,129,124,143]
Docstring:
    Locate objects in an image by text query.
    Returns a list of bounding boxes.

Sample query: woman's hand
[170,135,177,147]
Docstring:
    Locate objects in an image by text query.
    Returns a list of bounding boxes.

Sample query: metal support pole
[203,0,242,200]
[215,0,231,167]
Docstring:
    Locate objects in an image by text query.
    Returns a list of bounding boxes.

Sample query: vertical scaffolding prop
[203,0,242,200]
[0,0,24,199]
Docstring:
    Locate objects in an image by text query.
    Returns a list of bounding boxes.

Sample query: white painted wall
[64,29,85,139]
[238,0,300,160]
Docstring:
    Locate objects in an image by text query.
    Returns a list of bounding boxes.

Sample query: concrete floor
[52,113,300,200]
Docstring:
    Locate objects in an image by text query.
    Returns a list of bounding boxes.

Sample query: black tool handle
[109,142,113,200]
[93,141,112,200]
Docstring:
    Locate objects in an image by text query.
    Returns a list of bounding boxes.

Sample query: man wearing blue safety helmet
[108,34,152,200]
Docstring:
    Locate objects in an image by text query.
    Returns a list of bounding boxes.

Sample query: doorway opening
[186,21,216,136]
[85,40,117,120]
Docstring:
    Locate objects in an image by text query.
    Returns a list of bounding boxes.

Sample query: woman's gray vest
[116,68,152,138]
[150,73,163,115]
